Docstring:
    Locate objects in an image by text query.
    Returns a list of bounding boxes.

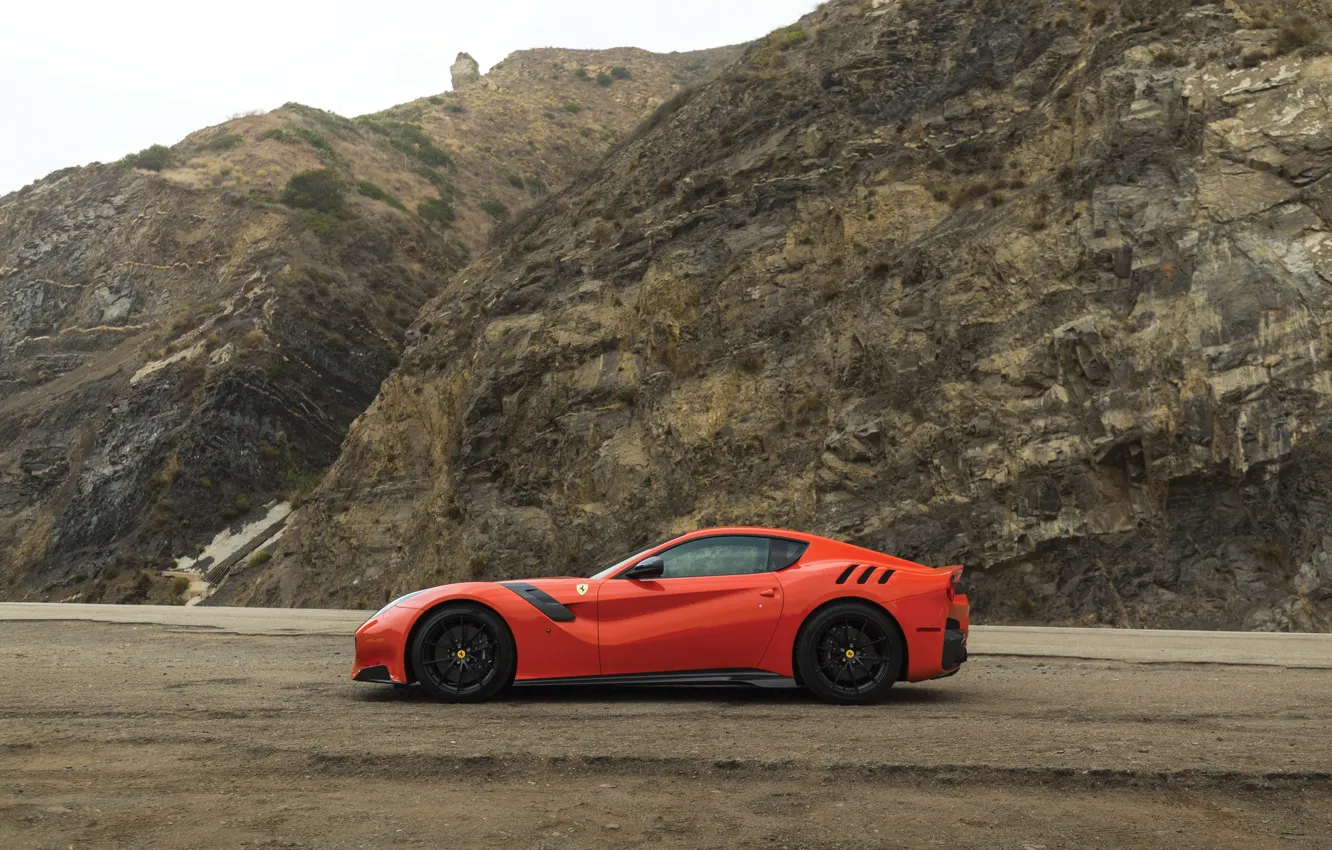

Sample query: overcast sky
[0,0,819,194]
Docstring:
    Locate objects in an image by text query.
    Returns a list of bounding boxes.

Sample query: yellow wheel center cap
[456,649,467,659]
[845,649,856,659]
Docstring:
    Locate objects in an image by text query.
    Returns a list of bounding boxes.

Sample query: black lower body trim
[354,665,397,684]
[942,618,968,670]
[513,669,798,690]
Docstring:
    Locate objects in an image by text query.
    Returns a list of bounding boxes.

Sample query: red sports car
[352,527,969,704]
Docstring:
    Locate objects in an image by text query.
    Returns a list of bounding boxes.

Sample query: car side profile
[351,527,969,705]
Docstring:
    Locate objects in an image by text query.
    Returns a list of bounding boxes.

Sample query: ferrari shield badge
[577,583,589,596]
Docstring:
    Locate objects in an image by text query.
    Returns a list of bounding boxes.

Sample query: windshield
[587,544,659,580]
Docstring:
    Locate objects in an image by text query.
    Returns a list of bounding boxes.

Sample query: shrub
[248,550,272,567]
[611,66,631,80]
[770,25,808,50]
[357,118,452,167]
[427,95,444,105]
[524,176,548,196]
[506,173,525,189]
[292,127,336,159]
[596,72,613,87]
[235,494,251,513]
[574,67,589,79]
[120,144,173,172]
[950,182,994,208]
[1152,49,1184,67]
[356,180,406,210]
[199,475,213,489]
[262,128,297,144]
[480,199,509,220]
[562,103,583,114]
[171,576,191,597]
[281,169,346,213]
[445,104,466,114]
[1277,16,1319,54]
[200,133,243,153]
[418,196,456,228]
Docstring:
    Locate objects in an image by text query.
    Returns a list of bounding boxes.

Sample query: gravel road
[1,614,1329,849]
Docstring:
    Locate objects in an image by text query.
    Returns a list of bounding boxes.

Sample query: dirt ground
[1,622,1329,849]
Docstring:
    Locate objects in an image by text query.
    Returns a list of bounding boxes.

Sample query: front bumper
[350,606,417,684]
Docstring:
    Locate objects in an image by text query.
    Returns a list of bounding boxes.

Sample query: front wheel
[795,602,903,705]
[410,604,516,703]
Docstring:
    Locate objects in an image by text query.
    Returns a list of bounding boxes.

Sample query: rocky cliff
[0,46,735,603]
[232,0,1332,630]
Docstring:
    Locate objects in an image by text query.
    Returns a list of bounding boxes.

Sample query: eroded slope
[241,0,1332,630]
[0,46,735,601]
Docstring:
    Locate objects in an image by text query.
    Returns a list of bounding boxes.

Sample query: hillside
[231,0,1332,631]
[0,46,736,603]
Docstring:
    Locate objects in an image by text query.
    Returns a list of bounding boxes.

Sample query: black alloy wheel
[411,604,516,703]
[796,602,903,705]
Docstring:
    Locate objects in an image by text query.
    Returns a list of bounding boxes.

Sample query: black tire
[410,604,516,703]
[795,602,904,705]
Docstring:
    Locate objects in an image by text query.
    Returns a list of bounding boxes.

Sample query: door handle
[759,589,777,598]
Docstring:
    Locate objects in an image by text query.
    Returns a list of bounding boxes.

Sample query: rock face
[0,45,738,603]
[451,53,482,89]
[236,0,1332,631]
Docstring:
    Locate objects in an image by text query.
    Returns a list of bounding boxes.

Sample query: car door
[596,535,786,676]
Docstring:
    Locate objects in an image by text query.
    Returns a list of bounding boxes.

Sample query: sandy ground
[1,620,1330,849]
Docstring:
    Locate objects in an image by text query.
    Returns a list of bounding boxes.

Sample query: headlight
[368,590,427,622]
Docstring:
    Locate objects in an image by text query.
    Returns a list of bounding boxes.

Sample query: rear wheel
[796,602,903,705]
[410,604,515,703]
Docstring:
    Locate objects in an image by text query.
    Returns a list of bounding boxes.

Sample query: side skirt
[512,669,799,690]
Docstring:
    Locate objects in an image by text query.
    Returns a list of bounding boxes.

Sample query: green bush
[200,133,243,153]
[293,127,336,158]
[562,103,583,114]
[506,173,525,190]
[611,66,631,80]
[262,128,297,144]
[235,494,251,513]
[596,73,613,87]
[120,144,173,172]
[356,180,406,211]
[357,118,452,167]
[771,25,808,50]
[418,196,456,228]
[480,199,509,220]
[574,67,589,79]
[248,550,273,567]
[427,95,444,105]
[281,169,346,213]
[524,176,548,196]
[445,104,466,114]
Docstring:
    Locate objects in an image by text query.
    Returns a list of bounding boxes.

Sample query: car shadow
[354,682,962,707]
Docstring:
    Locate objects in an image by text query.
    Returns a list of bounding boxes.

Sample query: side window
[659,536,772,578]
[767,538,809,570]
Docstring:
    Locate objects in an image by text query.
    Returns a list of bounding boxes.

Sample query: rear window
[768,538,809,570]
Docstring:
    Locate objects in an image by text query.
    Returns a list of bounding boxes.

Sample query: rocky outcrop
[235,0,1332,630]
[0,45,738,603]
[451,53,482,89]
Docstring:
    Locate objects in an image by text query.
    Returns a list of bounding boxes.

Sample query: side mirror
[624,555,665,580]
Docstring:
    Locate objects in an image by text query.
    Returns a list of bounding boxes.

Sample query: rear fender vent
[835,565,858,584]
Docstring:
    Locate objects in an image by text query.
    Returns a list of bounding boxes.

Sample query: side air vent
[835,565,858,584]
[857,566,876,584]
[877,569,895,585]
